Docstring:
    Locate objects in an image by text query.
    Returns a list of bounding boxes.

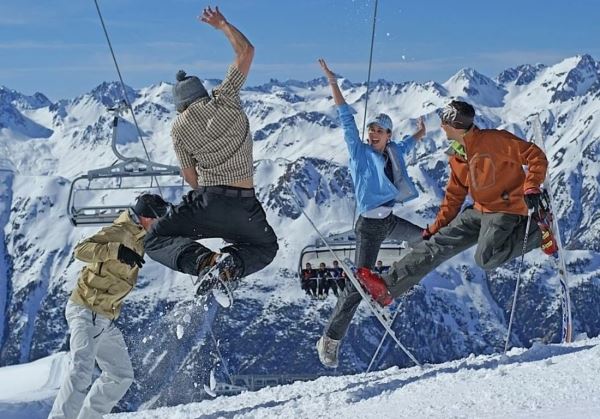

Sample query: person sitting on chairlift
[317,262,331,299]
[301,262,317,297]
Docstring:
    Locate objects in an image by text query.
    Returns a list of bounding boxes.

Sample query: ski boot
[355,267,393,307]
[316,335,341,368]
[195,253,241,307]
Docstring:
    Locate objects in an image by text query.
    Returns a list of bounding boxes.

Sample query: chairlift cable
[360,0,379,141]
[352,0,379,224]
[92,0,163,195]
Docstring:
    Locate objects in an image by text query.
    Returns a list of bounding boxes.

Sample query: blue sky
[1,0,599,100]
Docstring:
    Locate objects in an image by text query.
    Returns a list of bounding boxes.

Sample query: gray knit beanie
[173,70,208,112]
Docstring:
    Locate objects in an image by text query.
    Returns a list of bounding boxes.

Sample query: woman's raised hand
[318,58,345,105]
[318,58,336,80]
[413,116,426,140]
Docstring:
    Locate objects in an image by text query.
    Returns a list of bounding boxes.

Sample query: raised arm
[200,6,254,76]
[318,58,346,106]
[412,117,426,141]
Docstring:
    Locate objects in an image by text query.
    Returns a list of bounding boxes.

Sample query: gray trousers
[383,208,541,298]
[323,214,423,340]
[49,301,134,419]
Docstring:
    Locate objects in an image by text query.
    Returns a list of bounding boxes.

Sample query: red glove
[422,225,432,241]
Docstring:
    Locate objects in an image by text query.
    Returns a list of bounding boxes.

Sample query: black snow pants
[144,186,278,278]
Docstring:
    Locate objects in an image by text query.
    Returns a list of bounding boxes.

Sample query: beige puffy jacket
[70,211,146,319]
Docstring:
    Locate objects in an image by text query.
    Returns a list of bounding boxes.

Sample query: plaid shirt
[171,65,253,186]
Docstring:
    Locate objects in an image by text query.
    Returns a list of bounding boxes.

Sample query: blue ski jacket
[337,104,419,215]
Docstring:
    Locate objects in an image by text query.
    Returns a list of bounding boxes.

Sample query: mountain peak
[549,54,599,103]
[86,81,138,108]
[451,67,488,82]
[246,77,335,93]
[444,68,506,107]
[570,53,596,70]
[445,67,500,88]
[496,63,547,86]
[0,86,52,110]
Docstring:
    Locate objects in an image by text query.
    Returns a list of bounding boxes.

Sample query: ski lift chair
[297,230,406,293]
[67,102,186,226]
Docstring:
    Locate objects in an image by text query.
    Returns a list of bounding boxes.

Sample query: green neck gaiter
[450,140,467,160]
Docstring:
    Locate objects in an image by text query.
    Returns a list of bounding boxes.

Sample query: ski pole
[504,209,533,353]
[367,305,401,372]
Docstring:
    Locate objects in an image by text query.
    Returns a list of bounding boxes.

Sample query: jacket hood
[114,210,146,239]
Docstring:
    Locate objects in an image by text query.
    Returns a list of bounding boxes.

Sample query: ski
[194,254,235,308]
[532,116,573,343]
[340,258,421,366]
[292,196,420,366]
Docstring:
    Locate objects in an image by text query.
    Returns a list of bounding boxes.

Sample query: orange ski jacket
[429,126,548,235]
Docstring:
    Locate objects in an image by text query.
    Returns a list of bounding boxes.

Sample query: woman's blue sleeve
[395,135,416,154]
[336,104,362,157]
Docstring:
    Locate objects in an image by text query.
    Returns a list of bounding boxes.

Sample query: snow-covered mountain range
[0,54,599,414]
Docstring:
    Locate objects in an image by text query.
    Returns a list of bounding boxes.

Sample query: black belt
[199,186,255,198]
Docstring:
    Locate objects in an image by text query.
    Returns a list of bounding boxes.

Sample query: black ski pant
[323,214,423,340]
[383,208,542,298]
[144,186,278,279]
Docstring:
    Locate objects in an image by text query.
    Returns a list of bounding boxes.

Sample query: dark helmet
[133,193,169,218]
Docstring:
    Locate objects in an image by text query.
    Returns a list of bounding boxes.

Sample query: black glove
[182,190,195,206]
[524,188,542,212]
[117,244,145,268]
[181,190,207,208]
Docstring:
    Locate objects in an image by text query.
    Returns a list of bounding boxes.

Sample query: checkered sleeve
[213,65,247,99]
[172,136,197,169]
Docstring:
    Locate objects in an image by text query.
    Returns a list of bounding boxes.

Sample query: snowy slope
[108,338,600,419]
[2,339,599,419]
[0,352,68,419]
[0,54,599,414]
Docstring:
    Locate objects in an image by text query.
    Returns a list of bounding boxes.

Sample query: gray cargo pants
[49,301,133,419]
[323,214,423,340]
[383,208,541,298]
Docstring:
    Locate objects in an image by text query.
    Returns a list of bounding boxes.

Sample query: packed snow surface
[3,338,598,418]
